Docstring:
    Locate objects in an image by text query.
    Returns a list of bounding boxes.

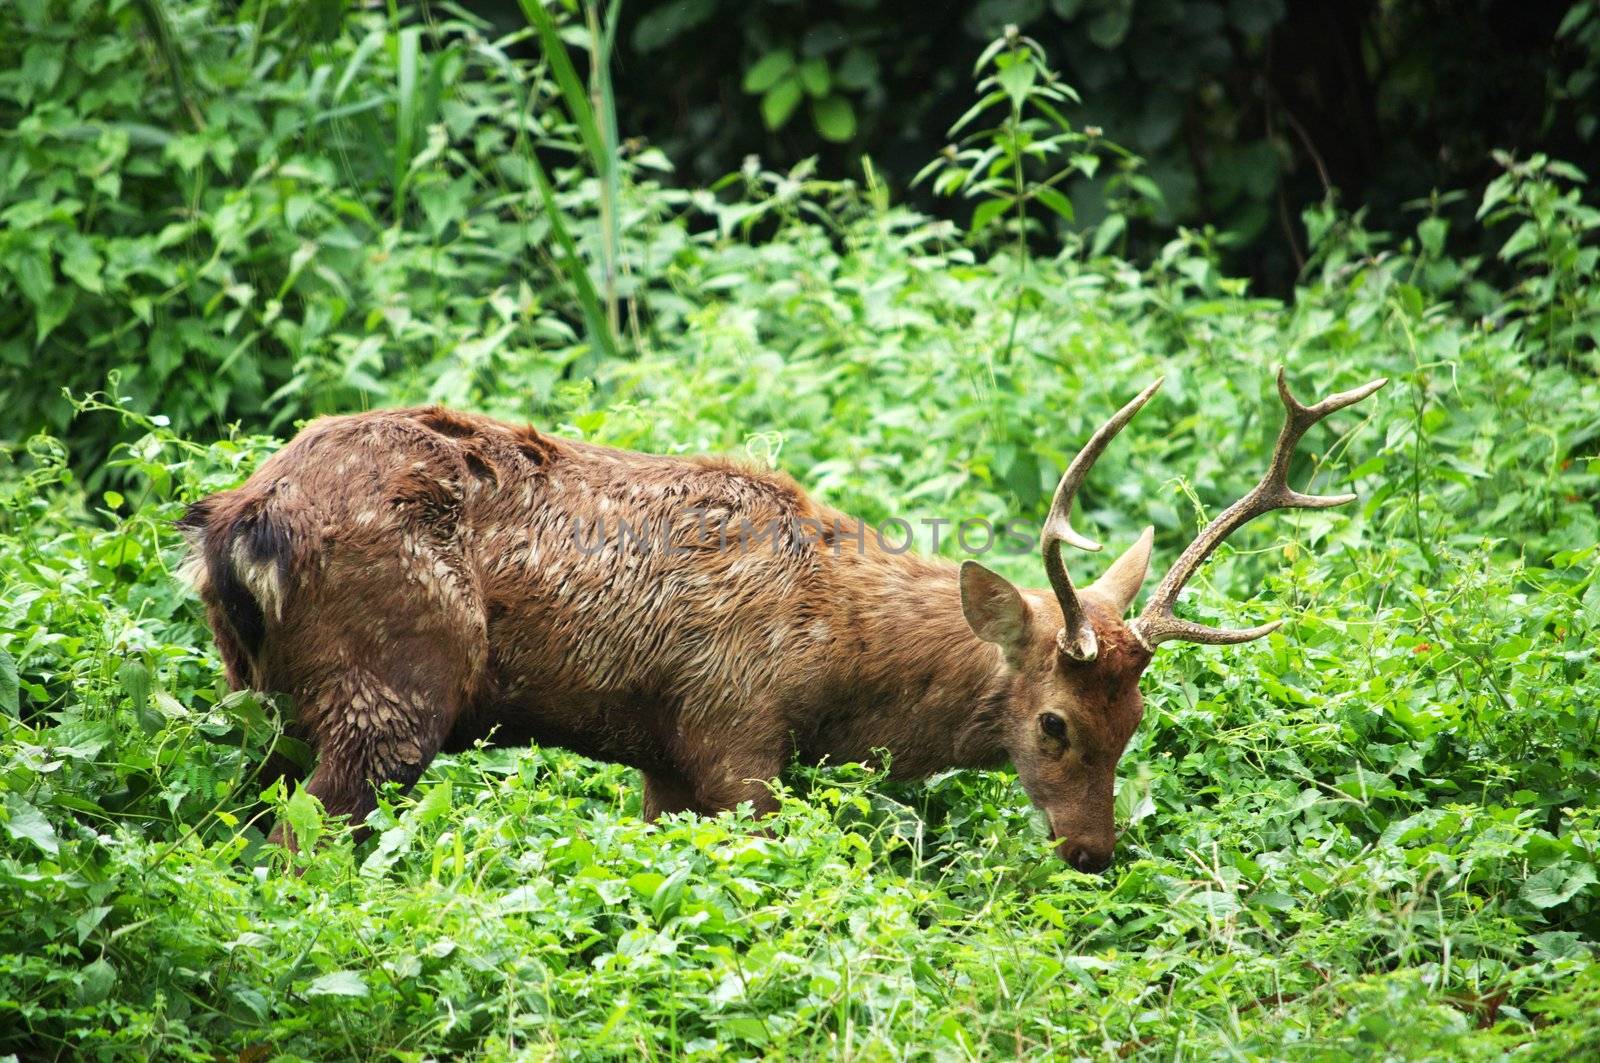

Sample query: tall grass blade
[132,0,202,130]
[517,0,625,355]
[587,0,623,336]
[394,26,421,220]
[528,152,619,361]
[517,0,606,165]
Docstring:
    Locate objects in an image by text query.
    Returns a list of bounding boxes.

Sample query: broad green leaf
[811,95,856,142]
[1499,221,1540,262]
[742,50,795,94]
[412,781,454,827]
[798,58,830,98]
[78,959,116,1005]
[761,79,803,131]
[305,970,369,998]
[1035,185,1075,222]
[650,866,691,923]
[284,786,324,852]
[3,795,59,856]
[970,197,1010,233]
[996,58,1036,108]
[0,645,17,716]
[1521,863,1597,909]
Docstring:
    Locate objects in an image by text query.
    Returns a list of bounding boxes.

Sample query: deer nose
[1056,839,1112,874]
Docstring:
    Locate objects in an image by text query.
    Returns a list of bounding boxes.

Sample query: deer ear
[960,560,1031,656]
[1085,526,1153,615]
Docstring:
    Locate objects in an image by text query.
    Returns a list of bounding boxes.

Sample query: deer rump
[179,404,917,839]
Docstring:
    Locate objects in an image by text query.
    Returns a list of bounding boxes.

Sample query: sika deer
[180,369,1384,871]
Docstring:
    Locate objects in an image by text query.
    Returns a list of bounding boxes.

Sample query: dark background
[469,0,1600,289]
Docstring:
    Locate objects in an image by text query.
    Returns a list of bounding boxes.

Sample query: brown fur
[181,405,1157,870]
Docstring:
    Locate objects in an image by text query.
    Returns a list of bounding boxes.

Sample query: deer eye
[1038,712,1068,743]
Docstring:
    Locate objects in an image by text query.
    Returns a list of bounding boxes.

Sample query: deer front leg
[688,746,785,818]
[268,670,454,850]
[650,711,788,821]
[641,770,698,821]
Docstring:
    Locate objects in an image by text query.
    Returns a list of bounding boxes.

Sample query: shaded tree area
[471,0,1600,288]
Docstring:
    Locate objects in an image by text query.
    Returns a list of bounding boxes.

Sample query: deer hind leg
[269,667,459,849]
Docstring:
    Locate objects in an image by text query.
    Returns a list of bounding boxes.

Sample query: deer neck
[810,557,1013,778]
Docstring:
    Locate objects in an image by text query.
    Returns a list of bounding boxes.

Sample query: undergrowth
[1,1,1598,1060]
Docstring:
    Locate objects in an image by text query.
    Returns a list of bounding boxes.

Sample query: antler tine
[1043,377,1164,661]
[1129,367,1387,651]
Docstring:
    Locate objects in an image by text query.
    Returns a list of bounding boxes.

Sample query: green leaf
[811,94,856,142]
[1034,185,1075,222]
[20,43,65,101]
[5,246,51,306]
[119,659,160,734]
[527,151,619,360]
[305,970,369,998]
[413,781,454,827]
[631,0,716,52]
[970,197,1010,233]
[1417,216,1448,257]
[1521,862,1597,909]
[118,659,151,713]
[724,1016,770,1045]
[59,235,104,295]
[34,285,72,347]
[165,135,208,173]
[1499,221,1540,262]
[761,79,803,131]
[650,866,691,923]
[0,645,17,716]
[75,905,112,946]
[743,50,795,94]
[1091,213,1127,256]
[3,795,60,856]
[78,959,116,1005]
[284,785,324,851]
[996,58,1036,108]
[518,0,607,169]
[798,58,830,98]
[395,27,421,187]
[214,689,265,730]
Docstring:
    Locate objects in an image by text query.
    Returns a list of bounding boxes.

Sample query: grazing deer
[180,369,1383,871]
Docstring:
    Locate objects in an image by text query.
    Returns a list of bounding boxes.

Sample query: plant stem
[586,1,621,342]
[1000,78,1029,365]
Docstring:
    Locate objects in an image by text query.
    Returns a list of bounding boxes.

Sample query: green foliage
[742,47,859,144]
[610,0,1600,284]
[1,5,1599,1060]
[0,0,663,472]
[914,27,1158,261]
[1478,152,1600,358]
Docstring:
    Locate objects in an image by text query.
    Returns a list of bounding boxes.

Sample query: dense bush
[599,0,1600,282]
[1,1,1598,1058]
[0,0,666,471]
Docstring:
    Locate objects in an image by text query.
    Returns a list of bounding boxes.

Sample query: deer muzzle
[1047,818,1116,873]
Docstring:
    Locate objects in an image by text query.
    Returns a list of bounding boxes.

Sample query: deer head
[959,369,1386,872]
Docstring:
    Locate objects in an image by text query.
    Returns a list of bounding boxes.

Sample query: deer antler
[1128,368,1387,650]
[1044,378,1164,661]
